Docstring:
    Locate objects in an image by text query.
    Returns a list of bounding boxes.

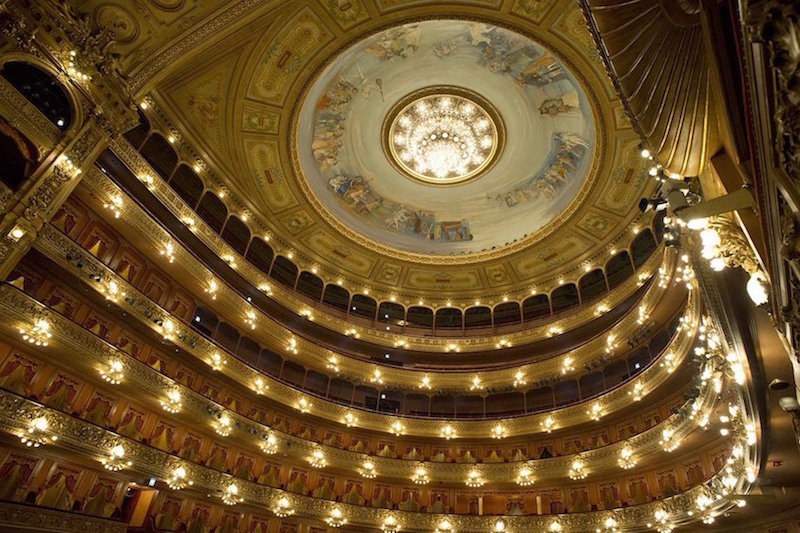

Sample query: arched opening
[653,212,666,242]
[245,238,274,275]
[554,380,579,406]
[221,216,251,255]
[430,396,455,418]
[378,390,402,414]
[493,302,521,326]
[522,294,550,321]
[190,305,218,337]
[353,385,379,410]
[579,269,607,302]
[237,336,260,366]
[455,395,484,418]
[486,392,525,416]
[406,306,433,329]
[526,386,554,412]
[377,302,405,329]
[0,61,72,130]
[350,294,377,321]
[628,346,650,375]
[304,370,329,397]
[328,377,353,404]
[435,307,463,329]
[259,349,283,377]
[631,228,657,267]
[464,306,492,329]
[123,109,149,149]
[196,191,228,233]
[281,360,306,387]
[604,359,629,387]
[214,322,239,354]
[579,371,604,399]
[296,271,323,302]
[322,284,350,312]
[140,133,178,180]
[551,283,579,313]
[606,251,634,289]
[0,116,38,191]
[269,255,298,289]
[403,394,430,417]
[168,164,204,208]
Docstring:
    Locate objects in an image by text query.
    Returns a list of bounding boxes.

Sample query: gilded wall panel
[511,231,593,280]
[317,0,371,30]
[159,52,241,159]
[299,230,377,276]
[246,7,334,104]
[593,141,650,216]
[241,137,298,212]
[404,267,482,292]
[241,101,280,134]
[510,0,558,24]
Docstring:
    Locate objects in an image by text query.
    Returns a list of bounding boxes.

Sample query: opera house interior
[0,0,800,531]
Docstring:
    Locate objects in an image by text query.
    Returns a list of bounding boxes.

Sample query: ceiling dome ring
[286,15,609,265]
[381,85,506,186]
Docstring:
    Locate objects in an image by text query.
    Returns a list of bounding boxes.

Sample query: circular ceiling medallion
[382,86,504,185]
[295,19,598,257]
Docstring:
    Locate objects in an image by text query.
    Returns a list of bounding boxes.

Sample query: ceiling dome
[296,20,595,256]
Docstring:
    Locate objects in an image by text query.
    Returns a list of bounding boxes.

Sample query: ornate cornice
[107,137,663,349]
[0,501,126,533]
[4,241,700,437]
[0,281,719,483]
[37,221,691,399]
[0,386,756,531]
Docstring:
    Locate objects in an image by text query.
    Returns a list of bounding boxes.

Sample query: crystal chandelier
[490,423,506,439]
[102,444,131,471]
[618,444,637,469]
[387,89,500,184]
[411,464,429,485]
[568,458,587,480]
[465,469,484,488]
[516,464,535,487]
[360,459,377,479]
[221,483,242,505]
[341,411,358,427]
[19,416,57,448]
[160,389,182,413]
[326,507,347,528]
[260,433,279,454]
[167,466,193,490]
[440,424,456,439]
[381,515,400,533]
[273,496,294,517]
[19,319,52,346]
[435,518,454,532]
[100,359,124,385]
[309,449,327,468]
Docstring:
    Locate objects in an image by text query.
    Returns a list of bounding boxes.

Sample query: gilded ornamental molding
[0,501,126,533]
[2,247,701,437]
[0,282,718,483]
[36,221,690,398]
[0,382,757,532]
[107,136,663,350]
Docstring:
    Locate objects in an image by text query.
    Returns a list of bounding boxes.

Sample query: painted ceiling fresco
[297,20,595,256]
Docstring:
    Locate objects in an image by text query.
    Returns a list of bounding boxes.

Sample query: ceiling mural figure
[298,20,595,256]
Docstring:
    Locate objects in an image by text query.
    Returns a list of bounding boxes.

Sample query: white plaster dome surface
[297,20,595,256]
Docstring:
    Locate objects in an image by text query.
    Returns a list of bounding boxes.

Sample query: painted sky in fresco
[297,20,594,256]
